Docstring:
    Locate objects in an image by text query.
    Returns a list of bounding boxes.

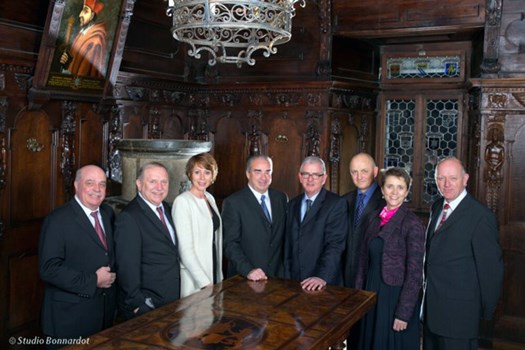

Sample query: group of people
[39,152,503,350]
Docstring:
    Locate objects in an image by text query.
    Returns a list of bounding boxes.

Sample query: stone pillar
[117,139,212,203]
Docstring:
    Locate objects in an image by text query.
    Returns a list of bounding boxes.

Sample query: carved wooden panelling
[267,113,304,197]
[212,116,245,204]
[9,111,54,223]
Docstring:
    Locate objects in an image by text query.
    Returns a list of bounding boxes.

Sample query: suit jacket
[355,203,425,321]
[172,190,223,297]
[342,185,385,287]
[425,193,504,338]
[114,195,180,319]
[284,188,348,285]
[222,186,288,278]
[39,199,116,338]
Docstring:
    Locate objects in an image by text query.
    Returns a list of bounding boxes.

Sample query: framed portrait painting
[31,0,134,100]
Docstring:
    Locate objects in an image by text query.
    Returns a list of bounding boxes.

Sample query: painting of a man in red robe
[60,0,108,78]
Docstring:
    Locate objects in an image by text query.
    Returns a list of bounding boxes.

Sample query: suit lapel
[70,200,108,251]
[426,200,444,250]
[99,206,113,251]
[240,187,266,224]
[348,191,357,221]
[268,189,280,224]
[437,194,470,233]
[136,196,175,246]
[162,202,178,247]
[301,188,326,226]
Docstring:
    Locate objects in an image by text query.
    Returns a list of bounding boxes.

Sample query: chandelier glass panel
[166,0,306,66]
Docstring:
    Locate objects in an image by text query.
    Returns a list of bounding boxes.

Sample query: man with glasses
[222,155,288,281]
[284,156,348,291]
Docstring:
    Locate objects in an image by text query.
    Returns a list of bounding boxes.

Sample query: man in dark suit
[284,156,348,291]
[222,155,288,281]
[342,152,385,288]
[423,156,504,350]
[342,153,385,349]
[39,165,116,347]
[114,162,180,320]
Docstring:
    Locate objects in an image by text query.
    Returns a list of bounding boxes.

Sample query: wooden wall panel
[507,118,525,223]
[8,254,43,329]
[212,115,245,205]
[338,118,360,195]
[10,111,53,223]
[267,114,304,199]
[162,113,184,140]
[79,107,106,167]
[123,112,146,139]
[333,0,486,36]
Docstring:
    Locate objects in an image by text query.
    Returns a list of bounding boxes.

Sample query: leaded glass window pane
[384,99,416,203]
[423,99,458,204]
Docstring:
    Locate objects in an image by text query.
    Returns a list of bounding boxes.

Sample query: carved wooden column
[481,0,503,74]
[60,101,76,199]
[108,104,123,183]
[0,96,7,238]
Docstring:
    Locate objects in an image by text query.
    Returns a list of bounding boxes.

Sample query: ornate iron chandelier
[165,0,306,67]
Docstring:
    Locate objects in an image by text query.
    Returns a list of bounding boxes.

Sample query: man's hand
[247,280,267,293]
[96,266,116,289]
[247,268,267,281]
[393,318,407,332]
[300,276,326,291]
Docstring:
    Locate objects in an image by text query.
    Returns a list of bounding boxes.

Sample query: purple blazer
[355,203,425,322]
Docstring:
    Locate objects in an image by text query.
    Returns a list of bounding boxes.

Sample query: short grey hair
[300,156,326,173]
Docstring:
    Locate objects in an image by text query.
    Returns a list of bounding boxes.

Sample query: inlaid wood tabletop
[65,276,376,349]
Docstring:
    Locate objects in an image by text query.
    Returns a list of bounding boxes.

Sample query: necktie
[303,199,312,222]
[354,193,366,228]
[157,206,168,228]
[436,203,450,232]
[91,211,108,250]
[260,195,271,223]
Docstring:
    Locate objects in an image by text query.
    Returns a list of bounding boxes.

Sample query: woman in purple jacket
[355,167,425,350]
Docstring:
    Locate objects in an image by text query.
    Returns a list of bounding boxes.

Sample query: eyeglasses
[300,172,324,180]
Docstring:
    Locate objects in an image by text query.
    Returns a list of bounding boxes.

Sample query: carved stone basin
[117,139,212,203]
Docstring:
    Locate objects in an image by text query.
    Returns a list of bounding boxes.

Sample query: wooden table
[67,276,376,349]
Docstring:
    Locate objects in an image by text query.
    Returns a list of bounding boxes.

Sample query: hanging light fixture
[165,0,306,67]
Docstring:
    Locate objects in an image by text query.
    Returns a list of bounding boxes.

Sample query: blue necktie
[354,194,366,228]
[260,195,271,223]
[302,199,312,222]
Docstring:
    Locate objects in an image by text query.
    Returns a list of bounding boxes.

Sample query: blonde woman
[172,153,222,297]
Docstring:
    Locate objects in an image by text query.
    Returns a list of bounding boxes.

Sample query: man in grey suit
[114,162,180,320]
[222,155,288,281]
[342,152,385,288]
[39,165,116,348]
[284,156,348,291]
[423,156,504,350]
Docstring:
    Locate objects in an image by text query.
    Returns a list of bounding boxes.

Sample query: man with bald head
[423,156,503,350]
[39,165,116,347]
[342,152,385,288]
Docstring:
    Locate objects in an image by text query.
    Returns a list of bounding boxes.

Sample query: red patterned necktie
[91,211,108,250]
[157,206,168,228]
[436,203,450,232]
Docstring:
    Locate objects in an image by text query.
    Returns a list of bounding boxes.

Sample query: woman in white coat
[172,152,223,297]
